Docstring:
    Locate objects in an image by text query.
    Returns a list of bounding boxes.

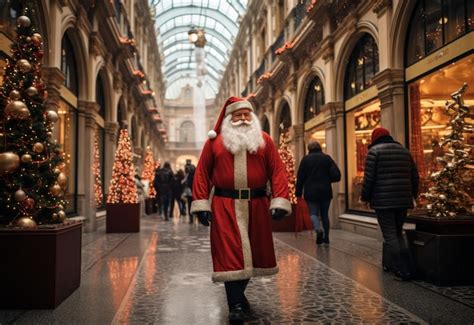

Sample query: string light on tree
[141,147,156,198]
[0,6,67,227]
[93,132,103,206]
[106,129,138,204]
[278,129,297,204]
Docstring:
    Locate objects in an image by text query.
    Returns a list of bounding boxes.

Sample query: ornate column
[293,123,305,170]
[373,68,405,144]
[42,67,65,112]
[322,102,344,228]
[77,101,98,232]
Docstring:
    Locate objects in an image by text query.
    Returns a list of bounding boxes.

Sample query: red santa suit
[191,97,291,282]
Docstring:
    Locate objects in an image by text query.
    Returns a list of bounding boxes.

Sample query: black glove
[196,211,212,226]
[271,208,287,220]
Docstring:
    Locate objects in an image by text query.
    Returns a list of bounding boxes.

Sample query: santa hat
[371,127,390,143]
[208,96,254,139]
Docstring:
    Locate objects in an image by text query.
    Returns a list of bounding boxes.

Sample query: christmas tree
[93,132,103,206]
[107,128,138,204]
[422,83,473,218]
[141,147,156,198]
[278,130,297,204]
[0,9,67,227]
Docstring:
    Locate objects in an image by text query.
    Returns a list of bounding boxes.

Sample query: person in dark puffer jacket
[361,127,419,281]
[296,140,341,246]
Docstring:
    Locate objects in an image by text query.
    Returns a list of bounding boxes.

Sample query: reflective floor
[1,214,474,324]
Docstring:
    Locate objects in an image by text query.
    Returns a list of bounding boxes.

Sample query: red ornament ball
[23,197,35,209]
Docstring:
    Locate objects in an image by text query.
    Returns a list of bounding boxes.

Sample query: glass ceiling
[149,0,248,99]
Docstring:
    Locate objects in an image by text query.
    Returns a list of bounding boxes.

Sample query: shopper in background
[296,140,341,246]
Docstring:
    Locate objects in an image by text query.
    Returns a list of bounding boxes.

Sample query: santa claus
[191,96,291,321]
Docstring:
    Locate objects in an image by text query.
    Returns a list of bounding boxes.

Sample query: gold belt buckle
[239,188,251,200]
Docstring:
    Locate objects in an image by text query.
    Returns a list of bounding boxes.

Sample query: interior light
[351,82,356,89]
[438,17,448,24]
[314,84,321,92]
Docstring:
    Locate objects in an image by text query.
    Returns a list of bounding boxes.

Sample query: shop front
[405,0,474,215]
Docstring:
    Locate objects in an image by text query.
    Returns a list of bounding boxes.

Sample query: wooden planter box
[406,216,474,286]
[0,222,82,309]
[106,203,140,233]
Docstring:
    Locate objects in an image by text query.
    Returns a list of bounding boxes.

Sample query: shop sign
[345,86,378,112]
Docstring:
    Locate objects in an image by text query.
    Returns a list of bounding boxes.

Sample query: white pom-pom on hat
[208,130,217,139]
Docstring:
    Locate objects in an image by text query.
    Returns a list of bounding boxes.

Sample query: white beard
[221,113,265,154]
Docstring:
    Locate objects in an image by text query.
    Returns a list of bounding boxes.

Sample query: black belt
[214,187,267,200]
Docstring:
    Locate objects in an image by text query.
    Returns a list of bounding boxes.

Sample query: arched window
[95,72,106,119]
[262,116,270,134]
[406,0,474,66]
[180,121,195,143]
[117,100,126,130]
[61,33,78,95]
[344,34,379,99]
[131,116,138,147]
[278,102,292,139]
[304,76,325,122]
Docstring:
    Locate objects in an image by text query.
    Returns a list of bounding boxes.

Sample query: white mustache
[231,119,253,126]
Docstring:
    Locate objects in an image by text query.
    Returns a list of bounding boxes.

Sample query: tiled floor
[1,214,473,324]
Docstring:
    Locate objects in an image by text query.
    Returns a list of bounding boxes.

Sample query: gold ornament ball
[5,100,27,118]
[0,152,20,174]
[31,33,42,43]
[17,16,31,27]
[47,110,59,123]
[52,213,59,221]
[47,131,53,137]
[9,90,21,100]
[50,184,62,196]
[58,204,64,210]
[53,168,61,175]
[439,194,447,201]
[57,172,67,187]
[58,210,66,220]
[33,142,44,153]
[21,154,32,163]
[15,217,37,229]
[14,189,27,201]
[16,59,32,73]
[26,86,38,97]
[26,36,31,43]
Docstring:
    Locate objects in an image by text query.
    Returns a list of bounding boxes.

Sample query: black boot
[316,230,324,245]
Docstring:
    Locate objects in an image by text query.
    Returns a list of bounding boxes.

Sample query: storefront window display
[346,100,381,212]
[56,101,78,214]
[262,116,270,134]
[305,128,326,154]
[407,53,474,214]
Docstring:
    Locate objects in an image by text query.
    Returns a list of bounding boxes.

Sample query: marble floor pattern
[1,215,474,324]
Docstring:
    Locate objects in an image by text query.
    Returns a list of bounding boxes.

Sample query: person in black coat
[154,162,174,220]
[296,140,341,245]
[170,169,186,218]
[360,127,419,281]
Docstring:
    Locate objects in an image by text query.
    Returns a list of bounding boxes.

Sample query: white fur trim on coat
[190,199,211,214]
[270,197,292,215]
[225,100,254,116]
[208,130,217,138]
[253,266,279,277]
[212,268,253,282]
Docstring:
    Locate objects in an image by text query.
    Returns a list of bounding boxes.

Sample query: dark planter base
[0,222,82,309]
[106,203,140,233]
[406,217,474,286]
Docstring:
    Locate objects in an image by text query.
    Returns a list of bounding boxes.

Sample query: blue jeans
[307,200,331,238]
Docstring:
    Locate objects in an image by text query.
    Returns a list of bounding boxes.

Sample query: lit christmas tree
[278,130,297,204]
[93,132,103,206]
[423,83,473,218]
[0,9,67,227]
[107,129,138,204]
[141,147,156,198]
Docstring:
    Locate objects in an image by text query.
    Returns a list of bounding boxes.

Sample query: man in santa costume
[191,96,291,322]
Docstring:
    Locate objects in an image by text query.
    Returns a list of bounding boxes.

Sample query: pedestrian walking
[183,159,195,223]
[296,140,341,245]
[360,127,419,281]
[154,162,174,220]
[170,169,186,218]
